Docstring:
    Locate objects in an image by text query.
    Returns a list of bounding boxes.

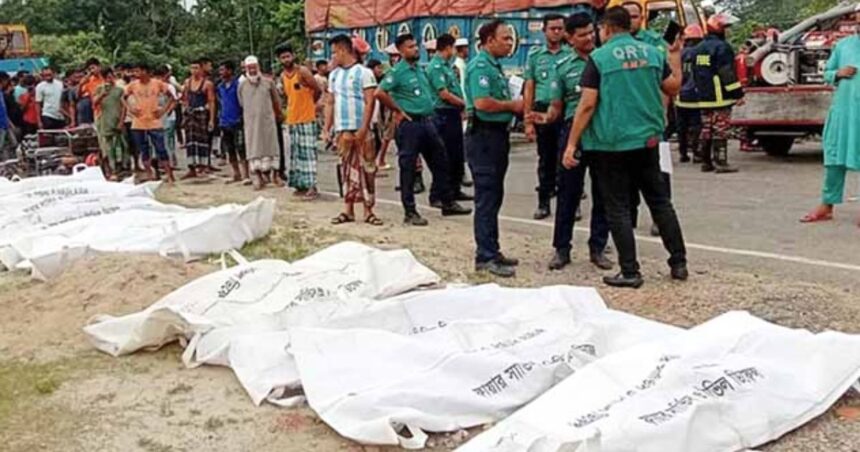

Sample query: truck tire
[760,136,795,157]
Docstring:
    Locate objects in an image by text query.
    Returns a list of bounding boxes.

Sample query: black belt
[404,114,432,122]
[471,118,509,131]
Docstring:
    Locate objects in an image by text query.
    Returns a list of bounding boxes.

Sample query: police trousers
[589,147,687,276]
[395,117,453,213]
[536,120,561,205]
[553,123,610,255]
[466,122,510,264]
[433,108,465,195]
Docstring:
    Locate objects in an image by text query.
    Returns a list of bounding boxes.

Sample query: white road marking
[321,192,860,273]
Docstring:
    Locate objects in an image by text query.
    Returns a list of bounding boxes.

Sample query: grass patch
[238,223,321,262]
[0,359,80,426]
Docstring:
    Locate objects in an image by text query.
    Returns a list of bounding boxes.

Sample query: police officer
[466,20,524,278]
[689,15,744,173]
[426,33,473,205]
[524,13,570,220]
[609,0,667,53]
[676,24,705,164]
[562,6,688,288]
[538,13,613,271]
[376,33,472,226]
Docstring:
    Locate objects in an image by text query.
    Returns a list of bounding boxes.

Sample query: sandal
[302,189,319,202]
[331,213,355,225]
[800,209,833,223]
[364,214,384,226]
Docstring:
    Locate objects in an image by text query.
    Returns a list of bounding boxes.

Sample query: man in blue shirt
[218,60,247,183]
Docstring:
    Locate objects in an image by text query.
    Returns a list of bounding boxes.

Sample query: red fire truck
[732,2,858,156]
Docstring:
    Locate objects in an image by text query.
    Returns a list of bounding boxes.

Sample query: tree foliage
[713,0,845,45]
[0,0,306,74]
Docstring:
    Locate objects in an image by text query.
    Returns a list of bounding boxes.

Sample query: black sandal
[331,213,355,225]
[364,214,384,226]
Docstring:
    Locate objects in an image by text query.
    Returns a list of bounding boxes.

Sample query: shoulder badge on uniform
[479,75,490,87]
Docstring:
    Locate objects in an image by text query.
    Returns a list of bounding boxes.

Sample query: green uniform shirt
[634,28,668,56]
[378,60,436,117]
[550,52,589,121]
[426,54,464,110]
[465,50,512,123]
[524,45,572,107]
[582,33,667,152]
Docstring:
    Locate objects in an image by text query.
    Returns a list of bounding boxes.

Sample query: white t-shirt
[35,79,65,120]
[328,64,377,132]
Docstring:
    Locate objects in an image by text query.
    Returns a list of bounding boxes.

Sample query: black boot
[713,139,739,174]
[603,272,644,289]
[441,202,472,216]
[533,203,551,220]
[700,139,715,173]
[548,249,571,271]
[690,127,702,164]
[679,127,691,163]
[414,171,426,194]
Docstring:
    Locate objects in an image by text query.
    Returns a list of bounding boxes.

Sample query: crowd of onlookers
[0,52,334,191]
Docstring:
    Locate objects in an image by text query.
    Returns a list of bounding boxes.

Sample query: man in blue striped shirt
[323,34,384,227]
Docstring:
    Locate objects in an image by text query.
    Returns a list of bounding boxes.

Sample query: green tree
[30,32,111,72]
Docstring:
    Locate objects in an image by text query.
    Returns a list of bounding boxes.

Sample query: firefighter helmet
[684,24,705,40]
[706,14,737,34]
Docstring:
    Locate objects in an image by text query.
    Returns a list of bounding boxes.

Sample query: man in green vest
[562,6,688,288]
[376,33,472,226]
[536,12,612,272]
[465,19,524,278]
[524,13,571,220]
[427,33,473,205]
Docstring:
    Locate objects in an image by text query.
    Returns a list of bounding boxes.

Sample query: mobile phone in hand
[664,21,682,45]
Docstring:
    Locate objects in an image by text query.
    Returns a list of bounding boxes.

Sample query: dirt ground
[1,176,859,452]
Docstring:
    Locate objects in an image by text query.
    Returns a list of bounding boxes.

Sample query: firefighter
[691,14,744,173]
[524,13,571,220]
[466,19,524,278]
[676,24,705,163]
[561,6,688,288]
[375,33,472,226]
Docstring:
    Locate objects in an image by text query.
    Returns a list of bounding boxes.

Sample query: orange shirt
[282,70,316,125]
[81,75,105,116]
[124,79,171,130]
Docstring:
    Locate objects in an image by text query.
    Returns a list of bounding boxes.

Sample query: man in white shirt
[35,67,66,130]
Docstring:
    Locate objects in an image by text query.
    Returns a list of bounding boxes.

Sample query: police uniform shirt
[550,52,589,121]
[426,54,464,110]
[378,60,436,117]
[465,50,512,123]
[524,45,572,108]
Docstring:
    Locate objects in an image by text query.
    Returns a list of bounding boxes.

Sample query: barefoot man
[238,56,284,190]
[802,6,860,227]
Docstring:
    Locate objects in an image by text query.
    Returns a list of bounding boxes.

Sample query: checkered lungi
[288,122,319,190]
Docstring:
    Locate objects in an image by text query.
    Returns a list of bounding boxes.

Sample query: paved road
[316,139,860,290]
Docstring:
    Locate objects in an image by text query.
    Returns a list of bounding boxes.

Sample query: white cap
[384,44,399,55]
[425,39,437,51]
[455,38,469,47]
[244,55,259,66]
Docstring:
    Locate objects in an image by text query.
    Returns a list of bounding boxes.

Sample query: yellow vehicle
[643,0,706,30]
[0,24,32,58]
